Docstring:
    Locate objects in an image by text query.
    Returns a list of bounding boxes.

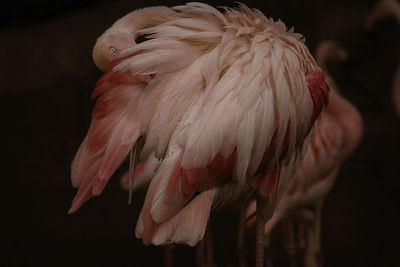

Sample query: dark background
[2,0,400,266]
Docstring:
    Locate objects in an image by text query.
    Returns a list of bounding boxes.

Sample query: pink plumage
[246,40,363,267]
[69,4,331,263]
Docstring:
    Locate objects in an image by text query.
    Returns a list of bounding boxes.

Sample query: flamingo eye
[110,47,116,53]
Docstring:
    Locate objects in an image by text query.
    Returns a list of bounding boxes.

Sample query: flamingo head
[326,42,348,62]
[92,29,135,72]
[315,40,348,68]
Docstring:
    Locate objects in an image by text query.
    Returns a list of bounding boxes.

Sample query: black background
[2,0,400,266]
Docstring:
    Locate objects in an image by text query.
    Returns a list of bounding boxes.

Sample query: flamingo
[366,0,400,116]
[245,40,363,267]
[91,6,177,72]
[69,3,330,266]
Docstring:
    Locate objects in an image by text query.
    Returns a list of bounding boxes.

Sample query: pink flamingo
[71,6,173,206]
[69,3,330,266]
[366,0,400,116]
[91,6,177,72]
[245,40,363,267]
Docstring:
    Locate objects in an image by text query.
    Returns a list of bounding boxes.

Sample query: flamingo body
[244,41,362,267]
[246,41,362,230]
[70,3,330,247]
[366,0,400,116]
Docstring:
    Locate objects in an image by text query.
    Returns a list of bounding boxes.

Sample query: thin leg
[128,149,135,205]
[206,219,214,267]
[128,136,144,205]
[314,206,322,267]
[256,197,265,267]
[196,236,206,267]
[164,244,176,267]
[264,234,274,267]
[283,218,297,267]
[297,220,306,252]
[304,205,322,267]
[196,219,214,267]
[237,205,247,267]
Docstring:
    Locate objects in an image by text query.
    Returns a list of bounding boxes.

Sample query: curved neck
[113,7,176,37]
[326,90,363,155]
[393,4,400,24]
[387,0,400,24]
[315,44,340,72]
[315,53,328,72]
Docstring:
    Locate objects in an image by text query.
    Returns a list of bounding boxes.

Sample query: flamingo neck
[326,91,363,156]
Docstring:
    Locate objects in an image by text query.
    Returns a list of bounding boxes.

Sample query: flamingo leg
[196,219,214,267]
[304,205,323,267]
[164,244,176,267]
[298,220,306,252]
[256,197,265,267]
[264,234,274,267]
[128,148,135,204]
[314,206,323,267]
[196,236,206,267]
[237,205,247,267]
[206,219,214,267]
[128,136,144,205]
[283,218,298,267]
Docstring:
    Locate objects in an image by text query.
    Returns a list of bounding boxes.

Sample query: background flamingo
[285,41,362,267]
[245,40,363,267]
[366,0,400,116]
[68,3,330,266]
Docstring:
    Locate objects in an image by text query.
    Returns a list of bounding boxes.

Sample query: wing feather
[69,66,149,211]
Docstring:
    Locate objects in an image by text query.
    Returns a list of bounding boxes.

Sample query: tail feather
[136,169,165,245]
[71,137,102,188]
[136,187,216,246]
[69,159,101,214]
[150,152,193,224]
[152,189,215,246]
[150,150,235,224]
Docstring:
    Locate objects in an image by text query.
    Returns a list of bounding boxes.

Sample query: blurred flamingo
[245,40,363,267]
[366,0,400,116]
[69,3,330,266]
[365,0,400,30]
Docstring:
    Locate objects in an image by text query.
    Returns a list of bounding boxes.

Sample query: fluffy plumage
[246,40,363,267]
[70,3,330,246]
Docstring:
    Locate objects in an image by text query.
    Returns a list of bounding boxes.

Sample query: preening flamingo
[91,6,177,72]
[366,0,400,116]
[246,40,363,267]
[69,3,330,266]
